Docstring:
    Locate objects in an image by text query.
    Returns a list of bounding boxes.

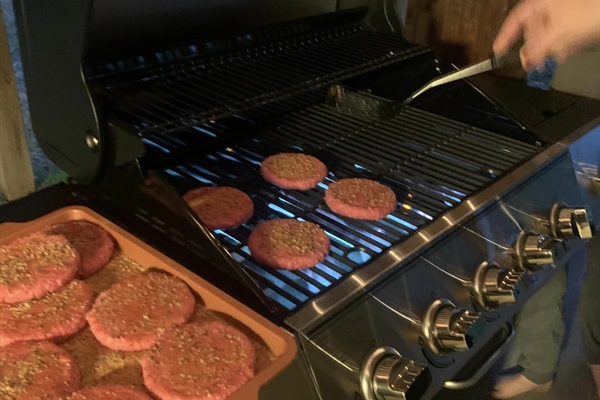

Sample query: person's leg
[580,235,600,398]
[493,266,567,399]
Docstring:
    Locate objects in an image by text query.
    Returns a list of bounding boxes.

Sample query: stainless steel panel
[287,116,600,332]
[567,126,600,227]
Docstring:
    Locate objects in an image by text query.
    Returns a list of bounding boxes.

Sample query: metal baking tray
[0,206,297,400]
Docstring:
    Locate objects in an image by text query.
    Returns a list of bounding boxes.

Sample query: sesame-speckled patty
[0,340,80,400]
[260,153,328,190]
[325,178,397,220]
[46,220,115,278]
[142,321,255,400]
[66,385,152,400]
[86,272,195,351]
[0,232,80,303]
[248,219,330,270]
[0,280,94,347]
[183,187,254,231]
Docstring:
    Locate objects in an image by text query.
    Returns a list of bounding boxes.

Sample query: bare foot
[492,374,551,399]
[590,364,600,399]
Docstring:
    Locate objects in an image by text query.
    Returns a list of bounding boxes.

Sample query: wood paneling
[0,6,35,201]
[406,0,521,70]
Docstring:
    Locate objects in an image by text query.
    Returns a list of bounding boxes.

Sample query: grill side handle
[13,0,105,183]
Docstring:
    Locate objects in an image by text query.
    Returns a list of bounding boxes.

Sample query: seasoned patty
[248,219,330,270]
[0,280,94,347]
[0,340,80,400]
[47,220,115,278]
[86,272,195,351]
[66,385,152,400]
[0,232,80,303]
[325,178,397,220]
[142,321,255,400]
[260,153,328,190]
[183,187,254,230]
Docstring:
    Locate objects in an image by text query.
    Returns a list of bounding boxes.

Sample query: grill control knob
[359,347,430,400]
[422,299,482,354]
[473,261,524,310]
[550,203,594,240]
[514,230,555,271]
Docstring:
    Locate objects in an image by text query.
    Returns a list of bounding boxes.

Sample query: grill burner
[143,103,540,313]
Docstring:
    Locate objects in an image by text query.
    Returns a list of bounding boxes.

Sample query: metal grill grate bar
[151,104,539,311]
[94,26,429,134]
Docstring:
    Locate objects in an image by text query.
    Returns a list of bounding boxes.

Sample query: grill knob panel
[514,230,555,271]
[360,347,429,400]
[550,203,594,240]
[473,261,524,310]
[422,299,482,354]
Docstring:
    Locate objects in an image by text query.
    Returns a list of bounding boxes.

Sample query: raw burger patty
[325,178,397,220]
[0,340,80,400]
[260,153,327,190]
[142,321,255,400]
[47,220,115,278]
[248,219,330,270]
[87,272,195,351]
[66,385,152,400]
[0,280,94,347]
[183,187,254,230]
[0,232,80,303]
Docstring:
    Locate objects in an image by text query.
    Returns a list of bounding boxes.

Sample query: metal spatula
[403,52,510,104]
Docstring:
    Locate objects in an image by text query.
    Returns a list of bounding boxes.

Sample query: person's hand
[493,0,600,70]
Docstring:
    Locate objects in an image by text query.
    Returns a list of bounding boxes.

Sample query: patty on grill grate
[248,219,330,270]
[325,178,397,220]
[260,153,328,190]
[183,187,254,231]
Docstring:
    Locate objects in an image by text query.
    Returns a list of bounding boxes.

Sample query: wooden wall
[405,0,523,77]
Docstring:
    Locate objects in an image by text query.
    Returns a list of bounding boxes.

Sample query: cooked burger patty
[325,178,397,220]
[261,153,327,190]
[0,280,94,347]
[142,321,255,400]
[0,232,80,303]
[47,220,115,278]
[183,187,254,230]
[248,219,330,270]
[0,340,80,400]
[86,272,195,351]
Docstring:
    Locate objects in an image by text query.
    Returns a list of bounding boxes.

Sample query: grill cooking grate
[91,25,429,134]
[146,105,539,312]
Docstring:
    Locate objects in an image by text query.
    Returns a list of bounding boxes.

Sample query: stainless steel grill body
[10,1,600,398]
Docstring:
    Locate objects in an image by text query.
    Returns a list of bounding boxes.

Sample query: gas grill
[5,1,600,399]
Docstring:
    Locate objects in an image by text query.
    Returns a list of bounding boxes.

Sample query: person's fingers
[520,17,553,70]
[493,1,535,55]
[519,46,531,70]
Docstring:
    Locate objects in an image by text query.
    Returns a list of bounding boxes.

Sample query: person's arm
[493,0,600,70]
